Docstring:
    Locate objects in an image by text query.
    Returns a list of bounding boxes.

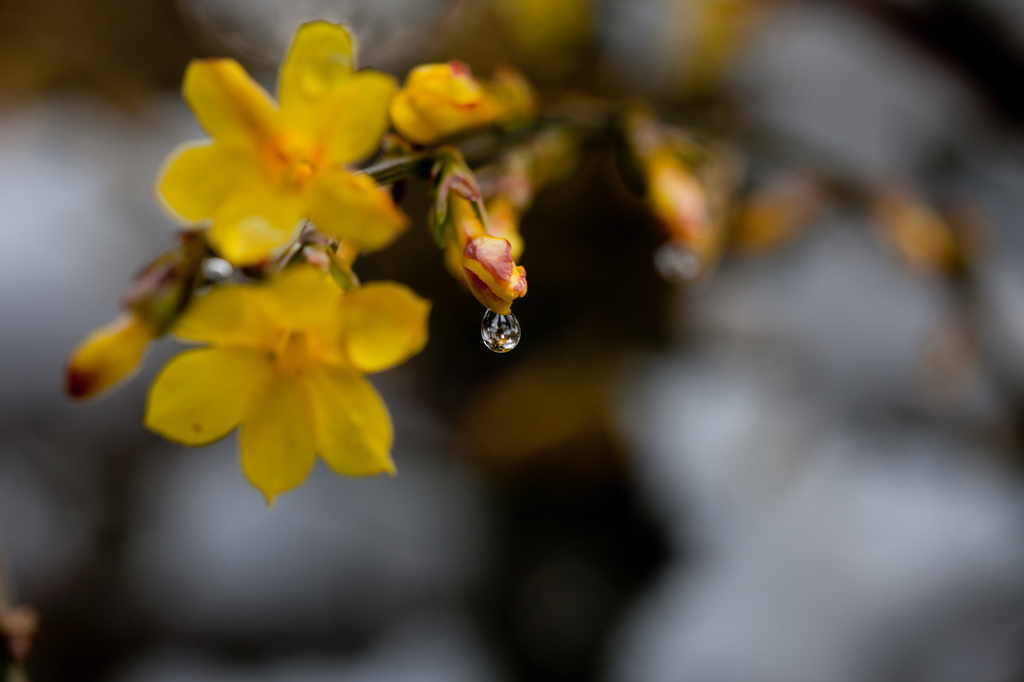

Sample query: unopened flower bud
[391,61,501,145]
[430,148,529,313]
[442,195,486,279]
[66,232,204,400]
[647,152,712,243]
[463,235,528,315]
[430,147,485,248]
[124,231,204,334]
[65,311,156,400]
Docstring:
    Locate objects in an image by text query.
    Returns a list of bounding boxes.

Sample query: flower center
[268,329,316,374]
[259,132,321,191]
[286,159,317,190]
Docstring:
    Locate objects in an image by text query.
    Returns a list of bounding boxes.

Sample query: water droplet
[201,257,234,283]
[481,310,521,353]
[653,242,702,283]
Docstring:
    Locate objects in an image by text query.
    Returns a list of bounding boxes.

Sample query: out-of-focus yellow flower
[647,150,712,244]
[158,21,407,266]
[523,125,582,190]
[390,62,537,146]
[65,312,156,400]
[485,66,539,128]
[625,105,739,279]
[144,266,430,501]
[733,177,826,253]
[494,0,594,73]
[460,349,620,471]
[663,0,763,94]
[484,195,525,261]
[625,105,711,245]
[872,189,960,276]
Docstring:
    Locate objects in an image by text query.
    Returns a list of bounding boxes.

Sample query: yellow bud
[648,152,711,243]
[442,194,487,279]
[65,312,155,400]
[462,235,528,315]
[391,62,501,145]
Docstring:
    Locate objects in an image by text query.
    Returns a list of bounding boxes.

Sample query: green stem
[361,109,612,186]
[362,151,436,185]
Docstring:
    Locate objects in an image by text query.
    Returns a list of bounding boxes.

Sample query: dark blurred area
[4,0,1024,681]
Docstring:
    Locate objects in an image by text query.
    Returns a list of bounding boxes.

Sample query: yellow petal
[340,282,430,373]
[65,312,154,400]
[207,192,306,265]
[174,267,345,356]
[145,347,269,446]
[277,22,393,165]
[278,21,355,119]
[307,366,394,476]
[207,215,301,266]
[173,285,274,347]
[309,170,409,251]
[156,141,261,223]
[261,266,345,344]
[317,71,397,166]
[240,372,317,501]
[183,59,281,146]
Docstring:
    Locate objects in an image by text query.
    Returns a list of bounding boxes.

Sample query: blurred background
[3,0,1024,680]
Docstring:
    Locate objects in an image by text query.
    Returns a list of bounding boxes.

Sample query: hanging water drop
[653,242,702,283]
[481,310,521,353]
[201,257,234,283]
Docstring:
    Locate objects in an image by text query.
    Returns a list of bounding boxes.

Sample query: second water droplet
[201,257,234,283]
[481,310,521,353]
[653,242,702,283]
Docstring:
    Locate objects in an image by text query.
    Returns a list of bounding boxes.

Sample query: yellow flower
[158,21,408,266]
[144,267,430,501]
[391,62,538,146]
[65,311,156,400]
